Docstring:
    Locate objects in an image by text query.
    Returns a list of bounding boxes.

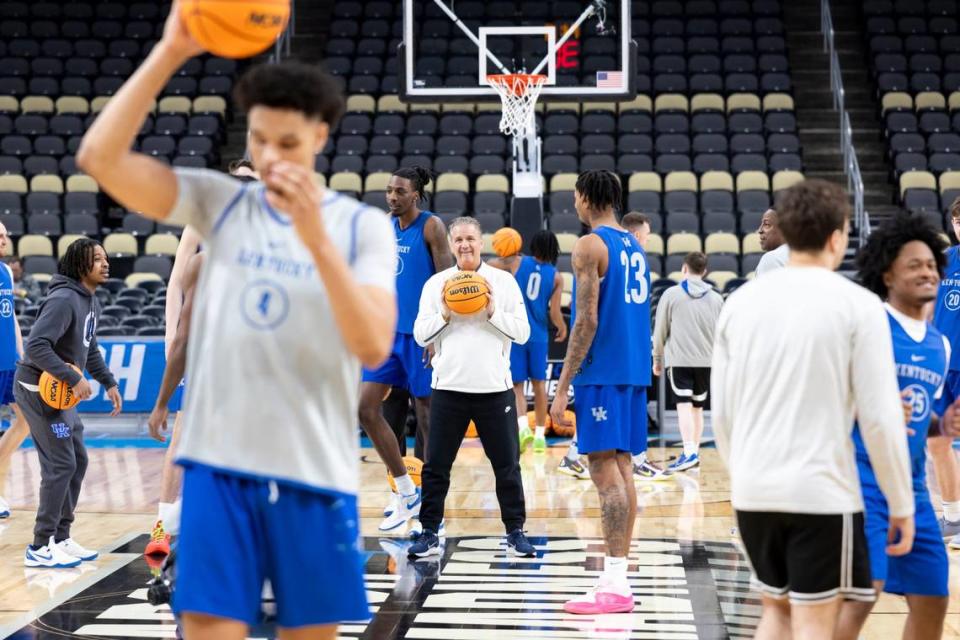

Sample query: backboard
[400,0,636,102]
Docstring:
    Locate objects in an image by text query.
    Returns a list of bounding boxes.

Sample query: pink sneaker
[563,581,635,614]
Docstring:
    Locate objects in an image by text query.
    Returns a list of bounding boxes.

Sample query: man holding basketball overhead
[76,6,397,640]
[408,216,535,559]
[359,165,452,534]
[551,170,651,614]
[16,239,122,568]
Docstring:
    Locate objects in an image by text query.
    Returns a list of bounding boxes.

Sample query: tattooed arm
[549,234,606,426]
[425,215,455,272]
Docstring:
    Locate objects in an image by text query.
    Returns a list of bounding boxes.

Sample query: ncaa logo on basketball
[248,12,284,28]
[947,290,960,311]
[903,384,930,422]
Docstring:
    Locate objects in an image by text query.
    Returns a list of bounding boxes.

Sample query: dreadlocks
[530,230,560,265]
[856,213,947,299]
[393,166,432,203]
[575,169,622,213]
[58,238,101,281]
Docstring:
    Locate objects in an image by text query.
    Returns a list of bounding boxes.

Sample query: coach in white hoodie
[410,216,533,558]
[712,179,914,639]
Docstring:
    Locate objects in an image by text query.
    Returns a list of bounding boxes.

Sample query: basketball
[466,420,478,437]
[39,365,83,410]
[386,456,423,492]
[548,410,577,437]
[179,0,291,59]
[492,227,522,257]
[443,271,490,315]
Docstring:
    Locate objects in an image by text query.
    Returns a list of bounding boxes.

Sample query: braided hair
[575,169,622,213]
[58,238,101,281]
[856,213,947,299]
[530,230,560,265]
[392,166,432,203]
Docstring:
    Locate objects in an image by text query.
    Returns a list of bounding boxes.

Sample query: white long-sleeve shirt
[711,266,914,518]
[414,262,530,393]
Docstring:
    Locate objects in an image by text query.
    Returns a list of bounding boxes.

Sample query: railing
[822,0,871,240]
[270,2,295,62]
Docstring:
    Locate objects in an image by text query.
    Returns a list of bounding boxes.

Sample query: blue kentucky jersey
[854,312,947,497]
[394,211,437,334]
[0,265,17,370]
[934,245,960,371]
[515,256,556,343]
[572,226,651,387]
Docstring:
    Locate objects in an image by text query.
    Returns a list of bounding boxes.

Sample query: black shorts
[668,367,710,408]
[736,510,875,605]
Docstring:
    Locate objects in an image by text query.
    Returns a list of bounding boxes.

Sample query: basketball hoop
[486,73,547,138]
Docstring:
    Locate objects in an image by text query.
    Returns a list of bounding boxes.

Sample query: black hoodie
[16,274,117,390]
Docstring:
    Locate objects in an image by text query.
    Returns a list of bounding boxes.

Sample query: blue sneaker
[409,518,446,539]
[506,529,536,557]
[407,529,442,558]
[667,452,700,473]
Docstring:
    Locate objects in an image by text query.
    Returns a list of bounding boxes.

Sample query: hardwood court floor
[0,442,958,638]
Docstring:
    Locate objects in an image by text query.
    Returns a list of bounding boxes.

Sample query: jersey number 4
[619,250,648,304]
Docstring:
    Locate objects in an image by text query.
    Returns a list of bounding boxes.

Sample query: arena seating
[866,0,960,226]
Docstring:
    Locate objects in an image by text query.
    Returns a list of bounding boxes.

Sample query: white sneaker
[57,538,98,561]
[378,487,422,532]
[24,536,81,568]
[0,495,9,518]
[383,492,399,517]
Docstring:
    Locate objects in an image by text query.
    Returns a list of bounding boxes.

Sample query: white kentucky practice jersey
[167,168,397,497]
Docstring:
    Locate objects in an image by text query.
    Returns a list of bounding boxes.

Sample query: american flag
[596,71,623,88]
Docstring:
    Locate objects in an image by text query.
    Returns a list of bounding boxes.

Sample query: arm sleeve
[853,297,915,519]
[25,297,83,386]
[710,305,732,467]
[652,290,671,363]
[85,335,117,389]
[164,168,246,237]
[351,208,397,291]
[488,273,530,344]
[414,275,449,346]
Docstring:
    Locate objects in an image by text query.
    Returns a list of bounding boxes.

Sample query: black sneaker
[407,529,442,558]
[506,529,536,557]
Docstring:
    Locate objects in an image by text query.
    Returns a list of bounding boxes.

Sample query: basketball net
[487,73,547,138]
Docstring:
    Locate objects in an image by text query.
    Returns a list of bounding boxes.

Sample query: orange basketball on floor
[443,271,490,315]
[179,0,291,59]
[387,456,423,492]
[466,420,478,437]
[39,365,83,410]
[548,410,577,437]
[492,227,522,257]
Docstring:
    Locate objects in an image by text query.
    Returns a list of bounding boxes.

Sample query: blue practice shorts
[168,378,186,413]
[510,341,548,382]
[863,490,948,596]
[0,369,16,406]
[573,385,647,455]
[173,465,370,628]
[362,333,432,398]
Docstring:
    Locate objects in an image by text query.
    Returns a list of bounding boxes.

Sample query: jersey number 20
[619,250,648,304]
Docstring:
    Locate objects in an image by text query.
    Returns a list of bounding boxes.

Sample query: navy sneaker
[407,529,442,558]
[506,529,536,557]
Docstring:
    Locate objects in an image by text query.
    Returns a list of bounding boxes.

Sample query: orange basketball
[443,271,490,315]
[549,410,577,437]
[387,456,423,492]
[466,420,478,437]
[492,227,522,257]
[39,365,83,410]
[179,0,291,59]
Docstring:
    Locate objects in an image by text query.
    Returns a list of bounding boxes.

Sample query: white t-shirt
[414,262,530,393]
[711,266,914,518]
[167,168,397,496]
[755,243,790,275]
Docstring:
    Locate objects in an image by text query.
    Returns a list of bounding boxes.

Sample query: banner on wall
[75,338,182,413]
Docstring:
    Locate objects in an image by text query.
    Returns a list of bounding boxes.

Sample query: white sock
[602,556,628,584]
[395,473,417,496]
[683,441,698,457]
[535,425,546,439]
[632,451,647,465]
[944,500,960,522]
[518,416,528,432]
[159,500,181,536]
[566,439,579,460]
